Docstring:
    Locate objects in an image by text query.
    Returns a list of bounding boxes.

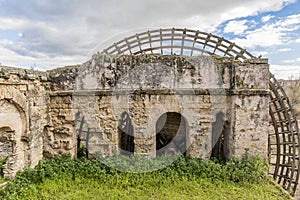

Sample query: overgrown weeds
[0,154,285,200]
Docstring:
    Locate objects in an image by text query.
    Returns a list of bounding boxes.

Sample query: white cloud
[220,0,296,21]
[234,30,282,48]
[296,38,300,43]
[224,20,248,34]
[232,14,300,48]
[270,64,300,79]
[282,57,300,63]
[0,39,86,70]
[278,48,292,52]
[283,59,296,63]
[261,15,274,22]
[0,17,27,30]
[0,0,297,68]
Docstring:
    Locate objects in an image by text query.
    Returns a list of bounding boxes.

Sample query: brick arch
[101,28,300,195]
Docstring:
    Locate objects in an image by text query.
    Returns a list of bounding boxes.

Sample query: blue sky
[0,0,299,79]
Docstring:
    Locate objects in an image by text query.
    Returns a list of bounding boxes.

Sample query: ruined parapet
[0,55,270,177]
[47,65,80,90]
[45,54,270,160]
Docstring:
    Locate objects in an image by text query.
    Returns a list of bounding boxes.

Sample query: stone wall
[0,66,48,178]
[0,55,270,177]
[230,59,270,158]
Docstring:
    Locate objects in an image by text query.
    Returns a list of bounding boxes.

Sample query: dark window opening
[156,112,187,156]
[211,112,227,160]
[118,112,134,155]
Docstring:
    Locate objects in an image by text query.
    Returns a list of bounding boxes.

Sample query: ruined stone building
[0,28,299,195]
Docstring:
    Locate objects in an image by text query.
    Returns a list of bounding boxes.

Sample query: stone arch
[0,98,27,178]
[101,28,300,195]
[0,86,27,137]
[155,112,188,156]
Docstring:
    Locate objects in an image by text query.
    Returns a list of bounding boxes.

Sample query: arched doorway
[0,99,26,178]
[156,112,188,156]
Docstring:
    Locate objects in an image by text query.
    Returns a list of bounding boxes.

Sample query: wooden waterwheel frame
[76,28,300,195]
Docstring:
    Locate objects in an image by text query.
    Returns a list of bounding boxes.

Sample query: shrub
[0,154,269,199]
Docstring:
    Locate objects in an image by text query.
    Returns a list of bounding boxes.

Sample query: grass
[14,174,291,200]
[0,154,292,200]
[0,177,5,184]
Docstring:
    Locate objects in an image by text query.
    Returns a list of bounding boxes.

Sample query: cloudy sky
[0,0,299,79]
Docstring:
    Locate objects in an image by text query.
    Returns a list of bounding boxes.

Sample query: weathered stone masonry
[0,54,270,178]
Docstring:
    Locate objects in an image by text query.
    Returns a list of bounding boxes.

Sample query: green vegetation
[0,155,292,200]
[0,157,7,177]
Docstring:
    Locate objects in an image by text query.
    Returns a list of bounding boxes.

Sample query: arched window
[211,112,226,159]
[118,112,134,155]
[156,112,187,156]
